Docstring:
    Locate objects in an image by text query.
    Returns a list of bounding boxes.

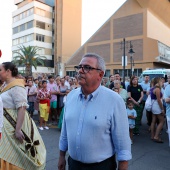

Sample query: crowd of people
[101,72,170,144]
[0,53,170,170]
[19,73,80,130]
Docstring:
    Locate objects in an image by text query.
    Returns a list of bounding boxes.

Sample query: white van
[138,69,170,83]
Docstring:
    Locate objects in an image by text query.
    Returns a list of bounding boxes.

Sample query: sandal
[153,138,164,143]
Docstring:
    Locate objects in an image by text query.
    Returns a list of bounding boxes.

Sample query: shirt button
[77,147,79,149]
[77,133,79,135]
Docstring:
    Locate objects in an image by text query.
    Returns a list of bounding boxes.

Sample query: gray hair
[82,53,106,74]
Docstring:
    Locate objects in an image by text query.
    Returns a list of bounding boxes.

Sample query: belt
[69,154,116,167]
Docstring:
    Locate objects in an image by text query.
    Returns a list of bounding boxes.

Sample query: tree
[12,45,46,76]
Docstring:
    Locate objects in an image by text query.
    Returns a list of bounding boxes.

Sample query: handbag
[145,95,154,111]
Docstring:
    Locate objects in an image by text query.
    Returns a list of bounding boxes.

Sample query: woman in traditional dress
[0,62,46,170]
[0,96,3,141]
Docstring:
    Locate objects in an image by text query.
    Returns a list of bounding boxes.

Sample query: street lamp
[128,42,135,78]
[120,38,128,83]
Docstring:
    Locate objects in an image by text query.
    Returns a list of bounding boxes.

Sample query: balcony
[14,0,24,5]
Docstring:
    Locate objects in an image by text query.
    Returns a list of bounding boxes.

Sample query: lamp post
[128,42,135,78]
[120,38,128,84]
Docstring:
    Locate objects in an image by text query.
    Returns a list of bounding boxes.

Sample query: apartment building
[12,0,54,76]
[12,0,82,77]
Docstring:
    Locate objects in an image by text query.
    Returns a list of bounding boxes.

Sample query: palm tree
[12,45,46,76]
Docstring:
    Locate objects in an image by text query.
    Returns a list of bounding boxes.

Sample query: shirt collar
[79,85,101,101]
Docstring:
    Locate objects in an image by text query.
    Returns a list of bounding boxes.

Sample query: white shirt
[64,80,70,90]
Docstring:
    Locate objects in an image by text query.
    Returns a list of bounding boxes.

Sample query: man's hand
[58,155,66,170]
[118,161,128,170]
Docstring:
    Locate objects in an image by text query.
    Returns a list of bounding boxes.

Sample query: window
[27,10,30,17]
[42,35,44,42]
[13,15,19,22]
[36,34,45,42]
[30,8,33,15]
[26,34,33,42]
[104,70,110,77]
[20,37,25,44]
[14,9,33,23]
[27,21,33,29]
[13,39,19,46]
[22,12,26,18]
[36,8,45,16]
[13,27,19,34]
[66,71,76,77]
[39,35,42,41]
[114,68,142,78]
[36,21,45,29]
[20,13,22,20]
[20,24,25,32]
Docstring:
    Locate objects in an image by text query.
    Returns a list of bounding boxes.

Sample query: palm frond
[12,45,47,76]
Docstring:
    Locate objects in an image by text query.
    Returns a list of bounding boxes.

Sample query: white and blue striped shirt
[59,85,132,163]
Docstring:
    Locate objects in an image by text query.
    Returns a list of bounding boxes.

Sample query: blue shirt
[140,81,150,101]
[164,84,170,117]
[59,85,132,163]
[127,108,137,125]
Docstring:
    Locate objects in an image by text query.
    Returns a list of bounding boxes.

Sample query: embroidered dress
[0,79,46,170]
[0,96,3,139]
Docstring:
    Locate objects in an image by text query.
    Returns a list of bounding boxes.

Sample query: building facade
[12,0,82,77]
[54,0,82,76]
[12,0,54,76]
[65,0,170,78]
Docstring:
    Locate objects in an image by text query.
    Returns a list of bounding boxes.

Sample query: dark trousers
[146,110,152,126]
[68,155,117,170]
[134,103,143,133]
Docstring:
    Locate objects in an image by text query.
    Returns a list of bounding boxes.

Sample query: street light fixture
[128,42,135,78]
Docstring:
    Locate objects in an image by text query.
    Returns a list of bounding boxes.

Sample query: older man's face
[77,57,103,88]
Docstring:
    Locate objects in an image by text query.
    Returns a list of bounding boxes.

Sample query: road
[35,113,170,170]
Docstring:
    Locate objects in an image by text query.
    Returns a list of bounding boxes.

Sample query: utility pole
[122,38,126,83]
[128,41,135,78]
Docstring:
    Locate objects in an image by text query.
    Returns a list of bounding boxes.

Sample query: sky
[0,0,126,63]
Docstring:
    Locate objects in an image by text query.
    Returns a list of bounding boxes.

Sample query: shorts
[39,103,49,121]
[50,101,57,109]
[129,124,135,129]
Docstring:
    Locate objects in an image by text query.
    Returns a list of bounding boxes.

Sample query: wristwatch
[138,100,140,104]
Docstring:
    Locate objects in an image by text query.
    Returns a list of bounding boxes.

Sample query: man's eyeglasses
[74,65,101,73]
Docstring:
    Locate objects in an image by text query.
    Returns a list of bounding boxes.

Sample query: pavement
[33,111,170,170]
